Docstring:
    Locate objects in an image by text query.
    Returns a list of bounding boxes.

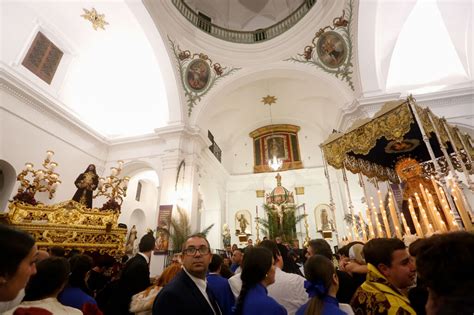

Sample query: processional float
[1,152,129,257]
[320,96,473,241]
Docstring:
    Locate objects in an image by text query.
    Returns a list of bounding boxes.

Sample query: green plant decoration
[158,206,214,251]
[258,204,306,242]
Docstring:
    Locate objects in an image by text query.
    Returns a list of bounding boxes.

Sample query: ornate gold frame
[4,200,126,257]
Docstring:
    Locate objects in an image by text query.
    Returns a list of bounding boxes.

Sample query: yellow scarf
[351,264,416,315]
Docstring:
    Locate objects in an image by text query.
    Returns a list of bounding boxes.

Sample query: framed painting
[185,59,211,92]
[250,124,303,173]
[154,205,173,255]
[316,31,347,68]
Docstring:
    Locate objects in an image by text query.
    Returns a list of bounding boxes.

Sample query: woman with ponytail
[233,247,286,315]
[296,255,352,315]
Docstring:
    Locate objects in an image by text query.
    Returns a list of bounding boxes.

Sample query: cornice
[0,64,107,145]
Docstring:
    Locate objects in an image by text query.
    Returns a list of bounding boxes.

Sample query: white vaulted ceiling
[1,0,171,138]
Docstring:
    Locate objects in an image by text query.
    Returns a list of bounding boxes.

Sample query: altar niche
[259,173,305,242]
[250,124,303,173]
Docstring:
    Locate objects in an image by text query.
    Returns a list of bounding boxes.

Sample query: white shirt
[228,267,308,315]
[182,267,217,315]
[268,267,308,315]
[3,297,83,315]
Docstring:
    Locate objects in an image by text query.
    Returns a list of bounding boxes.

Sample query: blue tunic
[296,296,346,315]
[239,283,287,315]
[207,273,235,315]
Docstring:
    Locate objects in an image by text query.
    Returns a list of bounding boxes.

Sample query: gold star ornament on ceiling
[261,95,277,106]
[81,8,109,31]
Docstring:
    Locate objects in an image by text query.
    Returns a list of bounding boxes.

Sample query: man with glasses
[153,233,221,315]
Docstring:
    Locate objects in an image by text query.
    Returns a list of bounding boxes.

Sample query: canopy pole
[426,109,456,175]
[454,127,473,166]
[441,117,474,191]
[342,165,358,240]
[320,147,339,242]
[358,173,375,237]
[407,96,439,171]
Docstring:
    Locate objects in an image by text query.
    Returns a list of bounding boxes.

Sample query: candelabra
[14,150,61,203]
[94,161,130,211]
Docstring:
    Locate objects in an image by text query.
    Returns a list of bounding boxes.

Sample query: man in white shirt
[228,240,307,315]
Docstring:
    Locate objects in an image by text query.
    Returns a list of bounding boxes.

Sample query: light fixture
[261,94,282,171]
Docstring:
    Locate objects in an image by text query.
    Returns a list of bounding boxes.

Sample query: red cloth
[82,302,104,315]
[13,307,53,315]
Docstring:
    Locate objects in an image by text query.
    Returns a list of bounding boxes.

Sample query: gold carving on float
[5,200,126,257]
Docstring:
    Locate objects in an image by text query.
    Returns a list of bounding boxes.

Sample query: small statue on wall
[235,210,251,235]
[222,223,231,247]
[125,225,137,256]
[72,164,99,208]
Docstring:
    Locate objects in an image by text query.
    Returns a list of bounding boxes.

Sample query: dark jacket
[117,254,151,315]
[153,269,218,315]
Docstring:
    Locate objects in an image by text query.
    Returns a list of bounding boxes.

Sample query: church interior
[1,0,473,280]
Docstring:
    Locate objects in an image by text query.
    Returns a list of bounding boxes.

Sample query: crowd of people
[1,223,473,315]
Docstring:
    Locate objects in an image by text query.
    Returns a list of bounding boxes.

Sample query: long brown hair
[156,264,181,287]
[304,255,336,315]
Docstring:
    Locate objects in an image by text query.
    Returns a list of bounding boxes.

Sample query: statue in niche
[222,223,231,247]
[237,214,249,233]
[320,209,333,231]
[72,164,99,208]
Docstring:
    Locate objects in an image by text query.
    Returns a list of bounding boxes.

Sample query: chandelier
[262,94,282,171]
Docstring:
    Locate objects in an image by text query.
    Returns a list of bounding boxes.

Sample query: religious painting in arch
[235,209,252,236]
[185,59,211,92]
[316,31,347,68]
[250,124,303,173]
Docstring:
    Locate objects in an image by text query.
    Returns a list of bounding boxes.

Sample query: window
[208,130,222,163]
[22,32,64,84]
[135,181,142,201]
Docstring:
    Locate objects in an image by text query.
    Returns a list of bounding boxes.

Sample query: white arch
[0,160,16,212]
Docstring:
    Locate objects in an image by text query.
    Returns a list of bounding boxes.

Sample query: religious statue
[321,209,331,230]
[222,223,231,247]
[237,213,249,234]
[125,225,137,256]
[72,164,99,208]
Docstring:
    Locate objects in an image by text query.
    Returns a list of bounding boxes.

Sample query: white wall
[0,89,107,206]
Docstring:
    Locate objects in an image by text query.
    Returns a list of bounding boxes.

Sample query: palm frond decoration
[258,204,306,242]
[168,206,214,250]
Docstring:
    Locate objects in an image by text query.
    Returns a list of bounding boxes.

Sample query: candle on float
[358,211,367,241]
[400,213,411,236]
[408,198,423,237]
[374,214,384,238]
[426,191,445,232]
[388,193,402,238]
[450,180,473,231]
[365,207,375,239]
[430,176,444,209]
[414,193,433,235]
[25,163,33,171]
[379,200,392,238]
[419,184,436,228]
[256,205,259,218]
[438,188,458,231]
[452,192,473,231]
